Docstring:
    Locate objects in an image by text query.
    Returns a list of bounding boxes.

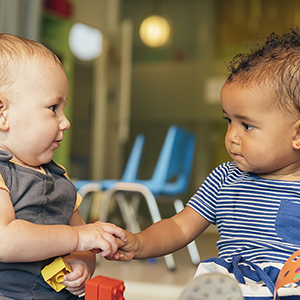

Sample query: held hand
[108,230,138,261]
[75,221,127,257]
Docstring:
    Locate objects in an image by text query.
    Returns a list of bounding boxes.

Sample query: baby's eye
[49,105,58,113]
[243,123,254,130]
[223,116,232,124]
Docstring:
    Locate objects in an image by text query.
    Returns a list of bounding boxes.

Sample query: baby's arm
[63,209,96,296]
[116,206,210,260]
[0,189,126,262]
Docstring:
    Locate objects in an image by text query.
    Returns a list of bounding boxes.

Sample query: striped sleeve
[187,163,231,225]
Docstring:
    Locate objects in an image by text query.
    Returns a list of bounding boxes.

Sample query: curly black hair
[227,28,300,114]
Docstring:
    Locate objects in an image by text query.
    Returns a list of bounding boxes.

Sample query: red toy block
[85,275,125,300]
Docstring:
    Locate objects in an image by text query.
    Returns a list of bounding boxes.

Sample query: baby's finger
[113,252,124,260]
[98,222,127,242]
[116,236,127,248]
[90,248,101,254]
[65,284,85,296]
[91,232,118,257]
[63,273,85,295]
[99,232,119,257]
[64,269,80,281]
[95,240,112,257]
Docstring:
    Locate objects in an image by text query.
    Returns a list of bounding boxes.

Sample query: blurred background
[3,0,299,196]
[2,1,300,298]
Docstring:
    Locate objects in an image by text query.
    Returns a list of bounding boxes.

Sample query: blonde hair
[0,33,62,95]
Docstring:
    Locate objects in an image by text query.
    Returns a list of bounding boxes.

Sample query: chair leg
[139,185,176,271]
[77,182,103,222]
[99,182,177,271]
[99,188,116,222]
[174,199,201,266]
[163,254,176,272]
[78,195,92,223]
[115,193,141,233]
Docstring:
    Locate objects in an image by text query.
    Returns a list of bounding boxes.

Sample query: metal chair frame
[99,125,201,271]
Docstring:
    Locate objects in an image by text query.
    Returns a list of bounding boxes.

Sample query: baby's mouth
[53,140,61,148]
[230,151,243,161]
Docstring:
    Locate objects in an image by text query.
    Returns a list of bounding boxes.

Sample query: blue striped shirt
[187,161,300,264]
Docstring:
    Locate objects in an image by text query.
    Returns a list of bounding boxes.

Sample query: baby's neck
[0,147,44,173]
[258,171,300,181]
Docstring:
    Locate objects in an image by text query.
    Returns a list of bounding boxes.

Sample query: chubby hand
[62,257,91,296]
[107,230,139,261]
[75,221,127,257]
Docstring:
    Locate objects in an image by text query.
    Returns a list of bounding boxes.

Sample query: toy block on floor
[85,275,125,300]
[41,257,72,292]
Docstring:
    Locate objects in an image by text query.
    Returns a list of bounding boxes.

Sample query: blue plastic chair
[99,125,200,271]
[73,134,145,221]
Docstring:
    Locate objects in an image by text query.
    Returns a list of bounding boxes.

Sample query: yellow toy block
[41,257,72,292]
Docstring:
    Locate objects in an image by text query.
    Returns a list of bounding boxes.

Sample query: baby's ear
[293,119,300,150]
[0,96,9,131]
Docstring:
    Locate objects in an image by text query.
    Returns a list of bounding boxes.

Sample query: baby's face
[3,56,70,167]
[221,81,300,179]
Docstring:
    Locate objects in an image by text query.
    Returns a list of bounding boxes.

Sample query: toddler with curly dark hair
[114,28,300,300]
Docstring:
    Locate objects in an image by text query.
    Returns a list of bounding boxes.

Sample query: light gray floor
[93,230,219,300]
